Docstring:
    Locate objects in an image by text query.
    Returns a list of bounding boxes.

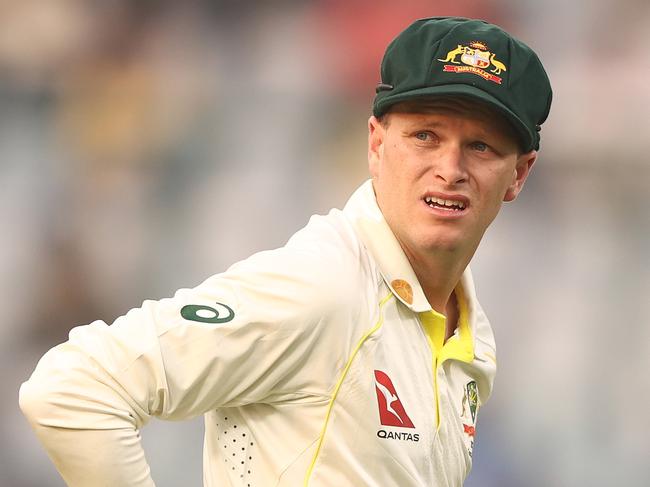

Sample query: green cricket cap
[373,17,553,152]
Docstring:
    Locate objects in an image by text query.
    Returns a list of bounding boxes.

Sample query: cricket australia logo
[460,380,479,456]
[374,370,419,442]
[437,41,507,84]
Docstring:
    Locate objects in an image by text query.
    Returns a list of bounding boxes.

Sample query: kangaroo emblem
[375,380,402,422]
[438,44,465,64]
[489,53,507,75]
[438,41,507,84]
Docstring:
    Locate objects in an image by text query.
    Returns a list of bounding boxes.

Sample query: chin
[417,233,465,253]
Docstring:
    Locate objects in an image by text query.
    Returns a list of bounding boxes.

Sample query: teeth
[424,196,466,209]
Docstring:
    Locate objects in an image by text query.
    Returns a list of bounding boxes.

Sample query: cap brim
[373,84,534,152]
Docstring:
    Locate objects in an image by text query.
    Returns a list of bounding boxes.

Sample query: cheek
[487,164,516,191]
[474,168,512,211]
[374,158,411,218]
[376,145,406,183]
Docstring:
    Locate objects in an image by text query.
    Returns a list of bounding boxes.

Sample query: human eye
[414,131,436,143]
[470,141,489,152]
[470,141,498,155]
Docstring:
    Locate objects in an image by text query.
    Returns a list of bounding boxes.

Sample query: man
[20,17,552,486]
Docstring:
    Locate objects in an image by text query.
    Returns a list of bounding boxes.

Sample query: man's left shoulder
[288,207,361,255]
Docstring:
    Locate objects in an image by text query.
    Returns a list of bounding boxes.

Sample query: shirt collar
[343,180,431,312]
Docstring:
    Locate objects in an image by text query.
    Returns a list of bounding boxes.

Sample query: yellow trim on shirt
[303,292,394,486]
[484,352,497,365]
[418,285,475,428]
[418,309,446,427]
[439,284,474,364]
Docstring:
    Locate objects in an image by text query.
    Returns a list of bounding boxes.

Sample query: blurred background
[2,0,649,486]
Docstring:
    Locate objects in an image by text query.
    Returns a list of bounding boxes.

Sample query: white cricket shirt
[20,180,497,486]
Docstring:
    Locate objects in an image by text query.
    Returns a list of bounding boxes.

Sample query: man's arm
[20,381,155,486]
[19,219,356,485]
[19,305,169,485]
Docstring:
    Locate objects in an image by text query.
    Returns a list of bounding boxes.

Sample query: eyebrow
[400,119,446,131]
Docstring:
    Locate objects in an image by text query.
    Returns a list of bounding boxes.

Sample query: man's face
[368,99,537,261]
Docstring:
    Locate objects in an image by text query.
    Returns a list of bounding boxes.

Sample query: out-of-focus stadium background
[2,1,649,486]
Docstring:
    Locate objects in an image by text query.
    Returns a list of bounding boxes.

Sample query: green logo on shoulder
[180,302,235,324]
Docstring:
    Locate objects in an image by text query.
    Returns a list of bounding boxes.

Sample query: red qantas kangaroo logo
[374,370,415,428]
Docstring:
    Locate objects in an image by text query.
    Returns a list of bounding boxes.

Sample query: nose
[433,145,468,185]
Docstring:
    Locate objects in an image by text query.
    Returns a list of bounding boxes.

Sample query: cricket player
[20,17,552,486]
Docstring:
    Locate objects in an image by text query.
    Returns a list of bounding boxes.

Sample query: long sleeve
[19,213,361,486]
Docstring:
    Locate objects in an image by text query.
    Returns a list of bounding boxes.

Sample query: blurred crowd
[1,1,649,486]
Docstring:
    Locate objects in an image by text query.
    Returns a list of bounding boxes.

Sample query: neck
[401,242,477,314]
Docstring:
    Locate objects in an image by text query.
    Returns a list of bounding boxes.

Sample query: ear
[368,115,385,178]
[503,150,537,202]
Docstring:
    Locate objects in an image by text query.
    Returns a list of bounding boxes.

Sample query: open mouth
[424,195,467,212]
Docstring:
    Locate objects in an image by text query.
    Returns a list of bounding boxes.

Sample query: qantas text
[377,429,420,442]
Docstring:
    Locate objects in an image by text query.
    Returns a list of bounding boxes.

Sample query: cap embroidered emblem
[391,279,413,304]
[437,41,507,84]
